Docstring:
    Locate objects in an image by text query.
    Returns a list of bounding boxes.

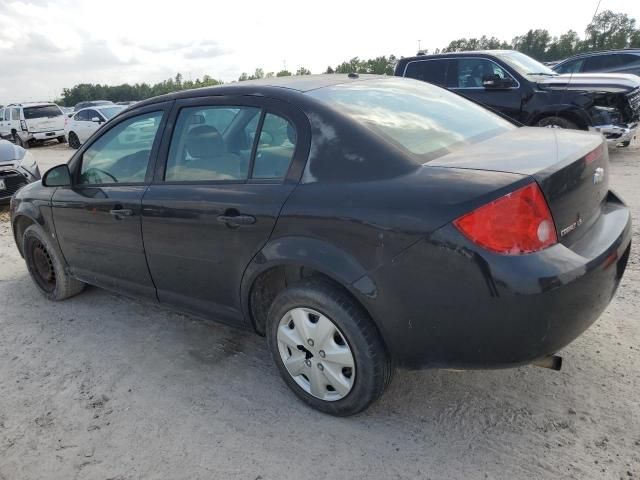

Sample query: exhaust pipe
[532,355,562,371]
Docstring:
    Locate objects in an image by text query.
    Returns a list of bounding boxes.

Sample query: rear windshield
[307,78,514,161]
[23,105,62,119]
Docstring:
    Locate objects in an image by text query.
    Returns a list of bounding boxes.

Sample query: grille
[627,87,640,116]
[0,170,28,200]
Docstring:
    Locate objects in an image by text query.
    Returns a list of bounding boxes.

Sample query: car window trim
[152,95,309,186]
[68,102,173,187]
[403,57,521,90]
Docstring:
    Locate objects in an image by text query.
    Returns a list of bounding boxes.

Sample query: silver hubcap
[277,307,355,401]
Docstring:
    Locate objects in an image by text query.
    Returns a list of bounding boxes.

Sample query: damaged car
[0,139,40,204]
[10,76,632,415]
[395,50,639,146]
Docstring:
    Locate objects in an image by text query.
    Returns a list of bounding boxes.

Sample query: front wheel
[57,135,66,144]
[68,132,81,149]
[266,277,393,416]
[536,116,578,130]
[23,224,85,301]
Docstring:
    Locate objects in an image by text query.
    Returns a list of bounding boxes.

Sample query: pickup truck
[395,50,640,146]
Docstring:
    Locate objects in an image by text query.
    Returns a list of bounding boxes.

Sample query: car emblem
[560,215,583,237]
[593,167,605,184]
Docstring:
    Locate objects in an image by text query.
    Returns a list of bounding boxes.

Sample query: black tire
[266,277,393,416]
[22,224,85,301]
[536,116,579,130]
[57,135,66,144]
[68,132,81,149]
[620,140,631,147]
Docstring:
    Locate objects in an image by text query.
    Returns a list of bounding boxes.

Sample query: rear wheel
[23,224,85,301]
[266,277,392,416]
[68,131,81,149]
[536,116,579,130]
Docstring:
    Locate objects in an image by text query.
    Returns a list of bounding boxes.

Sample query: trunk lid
[23,105,64,133]
[428,127,608,246]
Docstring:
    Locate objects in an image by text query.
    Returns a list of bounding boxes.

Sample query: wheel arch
[528,106,591,130]
[241,236,380,337]
[11,199,53,257]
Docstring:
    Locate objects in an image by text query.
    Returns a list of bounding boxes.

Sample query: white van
[0,103,66,148]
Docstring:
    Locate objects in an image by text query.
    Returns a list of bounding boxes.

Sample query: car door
[448,57,524,122]
[77,109,99,142]
[141,96,309,325]
[51,103,171,299]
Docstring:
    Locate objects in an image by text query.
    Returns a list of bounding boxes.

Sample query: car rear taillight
[453,182,557,255]
[20,120,28,132]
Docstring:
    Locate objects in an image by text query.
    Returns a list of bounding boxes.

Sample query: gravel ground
[0,139,639,480]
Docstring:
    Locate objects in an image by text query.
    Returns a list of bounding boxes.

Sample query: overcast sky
[1,0,638,104]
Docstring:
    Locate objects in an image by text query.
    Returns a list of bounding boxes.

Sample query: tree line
[58,10,639,106]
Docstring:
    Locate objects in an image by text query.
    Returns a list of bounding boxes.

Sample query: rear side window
[23,105,62,119]
[404,60,449,87]
[165,106,260,182]
[308,78,514,161]
[79,111,163,184]
[11,108,20,120]
[252,113,297,179]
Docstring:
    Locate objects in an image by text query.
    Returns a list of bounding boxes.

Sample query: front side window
[165,106,260,182]
[308,78,514,161]
[453,59,514,88]
[85,109,100,121]
[79,111,163,185]
[252,113,297,179]
[23,105,62,119]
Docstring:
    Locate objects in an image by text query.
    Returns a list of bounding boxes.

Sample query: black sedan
[10,75,631,415]
[0,139,41,204]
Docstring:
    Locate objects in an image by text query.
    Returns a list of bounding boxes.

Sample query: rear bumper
[590,122,638,144]
[360,191,632,369]
[19,130,65,142]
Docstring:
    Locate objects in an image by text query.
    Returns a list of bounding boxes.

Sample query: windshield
[100,106,126,119]
[23,105,62,119]
[495,51,557,76]
[308,78,514,161]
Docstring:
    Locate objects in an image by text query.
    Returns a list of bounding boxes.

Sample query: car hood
[537,73,640,93]
[0,140,25,163]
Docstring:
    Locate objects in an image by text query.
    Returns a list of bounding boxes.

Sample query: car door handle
[109,208,134,217]
[217,214,256,226]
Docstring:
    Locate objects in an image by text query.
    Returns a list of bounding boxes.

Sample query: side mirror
[42,164,71,187]
[91,117,103,123]
[483,74,516,89]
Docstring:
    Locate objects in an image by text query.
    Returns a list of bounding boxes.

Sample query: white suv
[0,103,66,148]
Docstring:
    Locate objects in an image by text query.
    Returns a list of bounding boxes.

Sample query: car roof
[134,74,388,108]
[399,50,518,62]
[557,49,640,63]
[7,102,57,108]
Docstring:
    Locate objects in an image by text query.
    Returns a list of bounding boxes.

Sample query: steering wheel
[83,167,118,184]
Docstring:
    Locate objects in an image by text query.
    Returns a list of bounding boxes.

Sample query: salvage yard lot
[0,142,639,479]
